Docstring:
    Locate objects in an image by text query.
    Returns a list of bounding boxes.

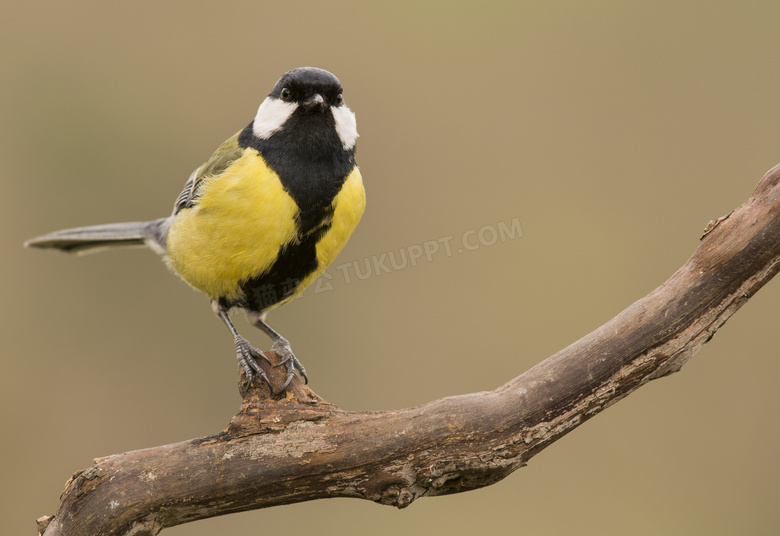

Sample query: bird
[25,67,366,393]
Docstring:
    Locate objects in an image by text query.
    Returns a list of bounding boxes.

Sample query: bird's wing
[173,130,245,215]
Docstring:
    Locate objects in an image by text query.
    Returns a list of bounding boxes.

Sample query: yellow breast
[166,150,299,301]
[166,149,365,307]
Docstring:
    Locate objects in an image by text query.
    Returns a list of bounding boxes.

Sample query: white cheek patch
[252,97,298,139]
[331,105,359,150]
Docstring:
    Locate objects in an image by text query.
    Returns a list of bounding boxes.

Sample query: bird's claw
[271,338,309,391]
[235,336,272,388]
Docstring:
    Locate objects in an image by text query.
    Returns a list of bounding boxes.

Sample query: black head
[247,67,358,151]
[269,67,344,112]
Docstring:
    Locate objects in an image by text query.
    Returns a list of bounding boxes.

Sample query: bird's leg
[215,305,272,388]
[247,311,309,392]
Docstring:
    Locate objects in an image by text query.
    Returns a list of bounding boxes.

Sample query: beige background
[3,2,780,535]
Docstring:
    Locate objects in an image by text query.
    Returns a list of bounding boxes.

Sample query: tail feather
[25,218,169,254]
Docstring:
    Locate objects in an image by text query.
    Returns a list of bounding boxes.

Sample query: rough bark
[39,164,780,536]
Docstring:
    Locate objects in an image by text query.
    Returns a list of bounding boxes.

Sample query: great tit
[25,67,366,393]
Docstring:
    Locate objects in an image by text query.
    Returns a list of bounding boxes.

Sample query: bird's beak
[302,93,326,113]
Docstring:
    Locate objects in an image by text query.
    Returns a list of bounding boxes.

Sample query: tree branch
[39,164,780,536]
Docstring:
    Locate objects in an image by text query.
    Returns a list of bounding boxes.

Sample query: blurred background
[2,2,780,535]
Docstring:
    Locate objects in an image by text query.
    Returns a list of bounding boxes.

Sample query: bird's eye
[280,88,291,101]
[335,93,343,106]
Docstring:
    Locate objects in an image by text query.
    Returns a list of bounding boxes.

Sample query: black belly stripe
[229,112,355,312]
[233,220,331,311]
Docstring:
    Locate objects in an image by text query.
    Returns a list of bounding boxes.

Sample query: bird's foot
[271,337,309,392]
[235,335,272,388]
